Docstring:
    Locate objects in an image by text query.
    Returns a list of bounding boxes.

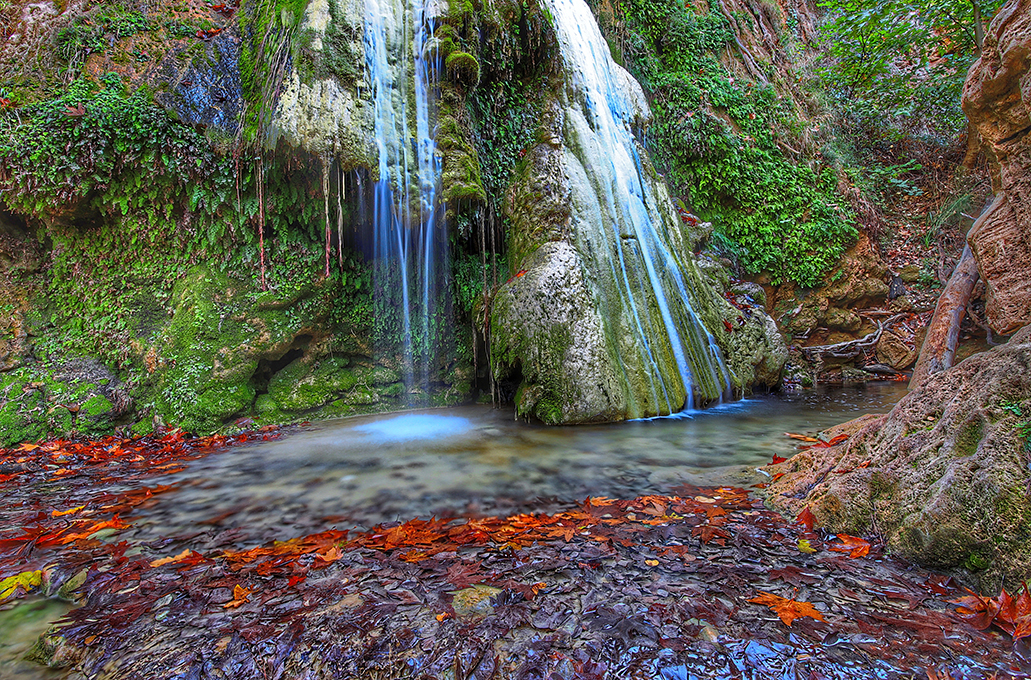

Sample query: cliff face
[962,0,1031,335]
[0,0,801,437]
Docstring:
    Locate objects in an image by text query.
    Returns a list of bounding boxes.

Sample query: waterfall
[363,0,444,398]
[544,0,733,413]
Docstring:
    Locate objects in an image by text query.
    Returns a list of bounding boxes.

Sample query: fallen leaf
[748,591,825,626]
[785,432,819,443]
[223,584,251,609]
[52,505,86,517]
[829,534,871,558]
[0,571,42,602]
[150,548,192,567]
[797,539,816,554]
[796,506,816,532]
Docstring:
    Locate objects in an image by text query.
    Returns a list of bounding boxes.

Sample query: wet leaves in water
[748,591,826,626]
[828,534,871,559]
[0,436,1022,679]
[950,583,1031,640]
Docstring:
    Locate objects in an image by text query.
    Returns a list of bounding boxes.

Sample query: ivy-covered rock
[0,359,133,446]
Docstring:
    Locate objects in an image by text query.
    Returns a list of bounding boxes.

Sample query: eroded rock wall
[962,0,1031,334]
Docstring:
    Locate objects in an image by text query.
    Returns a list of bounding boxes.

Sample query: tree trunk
[972,0,984,53]
[910,245,980,388]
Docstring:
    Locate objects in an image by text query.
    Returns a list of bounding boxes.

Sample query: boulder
[765,325,1031,590]
[489,21,785,422]
[875,330,917,370]
[962,1,1031,334]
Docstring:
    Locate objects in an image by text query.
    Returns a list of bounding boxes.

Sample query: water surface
[139,382,907,543]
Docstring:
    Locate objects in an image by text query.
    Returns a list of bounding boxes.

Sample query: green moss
[268,357,358,412]
[964,552,992,572]
[955,417,984,457]
[81,394,113,418]
[446,51,480,89]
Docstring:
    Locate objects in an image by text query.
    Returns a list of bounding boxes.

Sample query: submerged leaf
[748,591,825,626]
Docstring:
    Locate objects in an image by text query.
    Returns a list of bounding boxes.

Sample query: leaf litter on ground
[0,431,1028,679]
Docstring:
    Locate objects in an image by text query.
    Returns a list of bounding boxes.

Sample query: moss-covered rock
[151,265,335,433]
[267,356,358,411]
[445,51,480,89]
[0,359,133,446]
[764,325,1031,590]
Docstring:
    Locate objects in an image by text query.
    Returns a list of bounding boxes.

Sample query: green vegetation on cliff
[602,0,857,287]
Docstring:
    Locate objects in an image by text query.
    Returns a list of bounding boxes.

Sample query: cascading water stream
[545,0,733,413]
[363,0,443,399]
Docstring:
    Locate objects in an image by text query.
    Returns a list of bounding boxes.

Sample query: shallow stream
[1,382,913,679]
[140,382,908,544]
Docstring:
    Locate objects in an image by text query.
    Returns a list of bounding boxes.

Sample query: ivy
[604,0,857,287]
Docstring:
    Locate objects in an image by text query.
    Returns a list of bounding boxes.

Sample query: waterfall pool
[4,380,1026,680]
[134,381,909,544]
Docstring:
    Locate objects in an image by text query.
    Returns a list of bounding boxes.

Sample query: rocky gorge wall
[963,0,1031,335]
[0,0,812,440]
[760,0,1031,587]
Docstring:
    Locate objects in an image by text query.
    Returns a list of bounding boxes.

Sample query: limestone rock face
[270,0,373,165]
[962,1,1031,334]
[765,326,1031,588]
[489,6,786,423]
[490,241,628,424]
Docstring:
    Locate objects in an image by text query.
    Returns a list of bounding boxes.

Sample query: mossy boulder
[445,51,480,89]
[764,325,1031,590]
[0,359,132,446]
[151,265,334,433]
[267,356,358,412]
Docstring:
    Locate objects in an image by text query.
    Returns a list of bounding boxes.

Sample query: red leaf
[796,506,816,533]
[828,534,870,558]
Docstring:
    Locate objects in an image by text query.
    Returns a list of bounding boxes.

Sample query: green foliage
[818,0,1004,139]
[0,73,354,368]
[0,74,230,219]
[469,75,544,205]
[861,158,924,201]
[452,250,504,318]
[56,6,153,72]
[612,0,856,286]
[238,0,312,139]
[1001,400,1031,443]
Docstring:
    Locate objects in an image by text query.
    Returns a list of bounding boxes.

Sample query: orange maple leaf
[828,534,871,558]
[748,591,826,626]
[223,584,251,608]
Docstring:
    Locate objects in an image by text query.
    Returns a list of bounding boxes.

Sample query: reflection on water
[351,413,474,442]
[138,382,908,542]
